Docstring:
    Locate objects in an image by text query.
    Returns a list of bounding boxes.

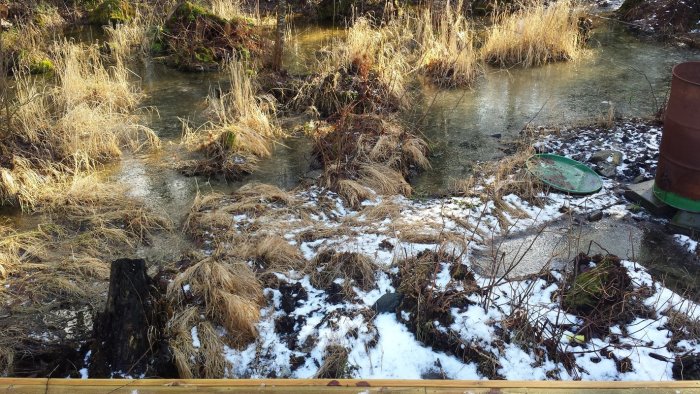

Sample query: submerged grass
[481,0,586,67]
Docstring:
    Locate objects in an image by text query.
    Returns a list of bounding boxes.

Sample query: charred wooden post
[89,258,166,378]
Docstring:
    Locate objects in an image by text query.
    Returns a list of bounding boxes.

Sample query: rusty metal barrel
[654,61,700,212]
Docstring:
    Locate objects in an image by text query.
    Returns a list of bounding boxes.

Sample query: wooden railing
[1,379,700,393]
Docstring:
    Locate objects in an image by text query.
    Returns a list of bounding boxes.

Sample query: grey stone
[588,210,604,222]
[303,170,323,180]
[590,150,623,166]
[624,180,676,217]
[372,292,403,314]
[596,164,618,178]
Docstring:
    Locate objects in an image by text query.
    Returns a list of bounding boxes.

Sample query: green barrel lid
[653,183,700,213]
[526,154,603,195]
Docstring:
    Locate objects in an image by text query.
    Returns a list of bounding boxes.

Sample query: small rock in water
[372,292,403,314]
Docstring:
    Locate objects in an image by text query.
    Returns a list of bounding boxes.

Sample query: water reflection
[413,23,699,193]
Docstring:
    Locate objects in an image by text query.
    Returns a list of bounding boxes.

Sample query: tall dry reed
[1,41,158,210]
[415,0,481,86]
[481,0,585,67]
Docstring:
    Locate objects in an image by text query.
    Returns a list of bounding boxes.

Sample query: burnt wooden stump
[89,258,160,378]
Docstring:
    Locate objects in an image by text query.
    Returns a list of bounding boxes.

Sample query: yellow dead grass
[167,250,265,377]
[181,59,283,177]
[168,252,264,346]
[294,17,410,115]
[1,41,159,210]
[416,0,482,86]
[314,114,429,207]
[481,0,585,67]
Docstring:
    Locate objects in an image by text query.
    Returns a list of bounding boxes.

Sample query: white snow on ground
[352,314,480,379]
[535,122,661,183]
[673,234,698,254]
[219,253,700,380]
[191,327,201,348]
[185,121,700,380]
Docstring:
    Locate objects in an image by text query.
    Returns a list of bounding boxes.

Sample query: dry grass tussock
[166,306,229,378]
[306,249,379,298]
[237,234,305,273]
[184,185,308,283]
[167,252,264,377]
[181,59,283,179]
[1,42,159,210]
[313,113,429,207]
[481,0,586,67]
[293,17,410,116]
[451,145,543,230]
[414,0,481,87]
[185,183,300,238]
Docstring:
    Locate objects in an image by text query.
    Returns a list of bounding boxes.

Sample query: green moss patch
[561,253,641,337]
[563,254,631,315]
[88,0,135,26]
[162,1,262,71]
[29,58,55,74]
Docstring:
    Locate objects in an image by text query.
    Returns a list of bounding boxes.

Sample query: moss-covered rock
[193,46,214,63]
[18,50,55,74]
[171,1,225,25]
[88,0,135,26]
[562,254,631,316]
[162,1,262,71]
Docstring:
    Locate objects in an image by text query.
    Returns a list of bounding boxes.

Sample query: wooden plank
[1,379,699,394]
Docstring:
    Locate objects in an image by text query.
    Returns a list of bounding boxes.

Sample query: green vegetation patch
[29,58,55,74]
[88,0,135,26]
[162,1,260,71]
[562,254,632,316]
[172,1,226,25]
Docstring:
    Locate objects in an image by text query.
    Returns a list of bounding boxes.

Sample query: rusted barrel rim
[672,61,700,87]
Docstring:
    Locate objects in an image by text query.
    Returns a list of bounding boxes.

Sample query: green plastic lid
[526,154,603,195]
[653,183,700,213]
